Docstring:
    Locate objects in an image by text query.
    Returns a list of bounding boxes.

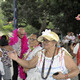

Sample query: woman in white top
[23,33,42,79]
[8,29,79,80]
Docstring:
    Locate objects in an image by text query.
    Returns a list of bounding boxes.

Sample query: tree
[1,0,80,34]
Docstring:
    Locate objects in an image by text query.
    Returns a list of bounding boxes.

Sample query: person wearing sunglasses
[9,27,29,80]
[8,29,79,80]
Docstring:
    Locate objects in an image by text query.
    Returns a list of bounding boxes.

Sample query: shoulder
[34,46,42,51]
[75,43,79,47]
[37,49,44,57]
[58,47,72,57]
[8,45,14,51]
[74,43,79,50]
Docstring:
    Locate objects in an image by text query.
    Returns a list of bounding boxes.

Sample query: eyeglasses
[42,39,50,43]
[29,38,37,41]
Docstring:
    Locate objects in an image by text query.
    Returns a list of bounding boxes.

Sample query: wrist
[16,57,19,62]
[65,74,68,79]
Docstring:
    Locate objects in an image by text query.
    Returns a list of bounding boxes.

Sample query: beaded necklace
[41,47,56,79]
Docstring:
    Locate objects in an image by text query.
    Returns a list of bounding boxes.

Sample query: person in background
[0,48,5,80]
[8,29,79,80]
[23,33,42,79]
[64,32,72,53]
[0,35,13,80]
[65,32,72,43]
[9,27,29,80]
[71,33,80,80]
[70,32,76,43]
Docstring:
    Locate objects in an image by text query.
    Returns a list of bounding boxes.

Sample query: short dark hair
[33,33,40,38]
[0,35,9,46]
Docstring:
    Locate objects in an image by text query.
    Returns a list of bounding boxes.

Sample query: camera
[53,72,59,75]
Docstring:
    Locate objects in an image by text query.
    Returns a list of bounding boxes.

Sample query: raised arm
[8,51,38,68]
[70,43,77,58]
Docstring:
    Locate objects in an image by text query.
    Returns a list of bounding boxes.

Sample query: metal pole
[13,0,17,29]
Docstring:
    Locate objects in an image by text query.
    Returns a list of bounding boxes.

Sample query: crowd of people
[0,27,80,80]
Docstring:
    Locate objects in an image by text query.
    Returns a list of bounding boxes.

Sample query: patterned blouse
[1,48,11,67]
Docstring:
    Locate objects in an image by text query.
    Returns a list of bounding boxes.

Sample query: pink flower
[76,14,80,20]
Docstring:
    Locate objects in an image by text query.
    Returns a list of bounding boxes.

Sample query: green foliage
[47,22,54,29]
[24,25,39,36]
[0,8,8,30]
[1,24,13,32]
[1,0,80,34]
[0,19,4,27]
[1,0,13,21]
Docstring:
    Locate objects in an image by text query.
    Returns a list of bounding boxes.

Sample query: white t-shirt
[26,46,42,79]
[71,35,75,43]
[73,43,79,55]
[65,35,72,43]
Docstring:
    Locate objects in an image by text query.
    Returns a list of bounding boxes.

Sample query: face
[17,28,25,39]
[42,38,56,49]
[28,34,39,47]
[67,32,71,36]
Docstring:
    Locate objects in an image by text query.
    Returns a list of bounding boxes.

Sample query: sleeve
[73,43,79,54]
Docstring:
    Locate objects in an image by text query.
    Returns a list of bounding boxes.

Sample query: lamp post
[13,0,17,29]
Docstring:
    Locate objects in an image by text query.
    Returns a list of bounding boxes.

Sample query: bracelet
[65,74,68,79]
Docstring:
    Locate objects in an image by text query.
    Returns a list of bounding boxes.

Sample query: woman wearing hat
[8,29,79,80]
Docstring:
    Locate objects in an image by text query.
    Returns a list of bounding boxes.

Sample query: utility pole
[13,0,17,29]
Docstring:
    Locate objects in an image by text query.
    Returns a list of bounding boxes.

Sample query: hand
[53,72,65,79]
[8,50,18,61]
[23,68,29,73]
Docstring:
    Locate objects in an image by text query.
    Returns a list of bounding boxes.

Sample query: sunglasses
[42,39,50,42]
[42,38,55,42]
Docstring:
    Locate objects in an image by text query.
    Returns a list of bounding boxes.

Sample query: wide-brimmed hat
[38,29,59,42]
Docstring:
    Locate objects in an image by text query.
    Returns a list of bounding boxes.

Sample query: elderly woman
[23,33,42,79]
[8,29,79,80]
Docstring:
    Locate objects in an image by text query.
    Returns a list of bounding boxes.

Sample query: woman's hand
[53,72,65,79]
[23,68,29,73]
[8,50,18,61]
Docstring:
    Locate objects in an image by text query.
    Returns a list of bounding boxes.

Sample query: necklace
[41,47,56,79]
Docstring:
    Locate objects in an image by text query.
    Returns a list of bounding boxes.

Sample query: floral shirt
[1,48,11,67]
